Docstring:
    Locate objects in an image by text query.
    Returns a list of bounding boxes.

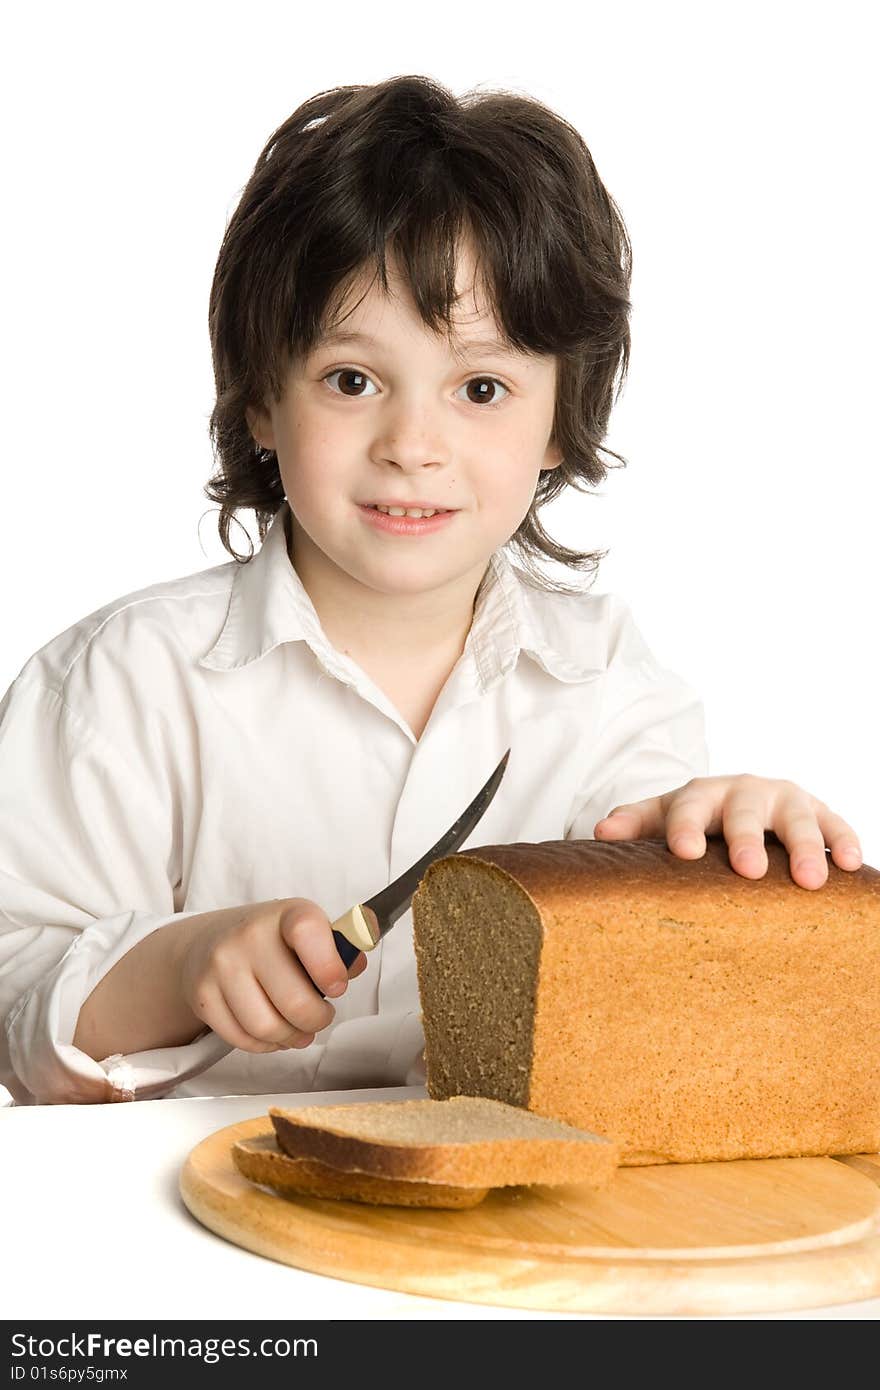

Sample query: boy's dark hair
[205,75,632,593]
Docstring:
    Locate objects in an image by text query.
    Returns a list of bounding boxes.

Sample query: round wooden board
[179,1118,880,1316]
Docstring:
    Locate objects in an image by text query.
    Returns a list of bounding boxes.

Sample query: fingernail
[841,846,861,865]
[736,846,764,864]
[670,833,701,854]
[793,857,825,880]
[325,980,347,997]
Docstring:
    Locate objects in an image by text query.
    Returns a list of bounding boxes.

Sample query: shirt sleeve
[565,599,710,841]
[0,676,215,1104]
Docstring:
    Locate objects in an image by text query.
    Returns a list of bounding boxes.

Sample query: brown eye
[324,369,377,398]
[459,377,510,407]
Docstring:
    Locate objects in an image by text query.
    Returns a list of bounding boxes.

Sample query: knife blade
[329,745,511,970]
[185,747,511,1078]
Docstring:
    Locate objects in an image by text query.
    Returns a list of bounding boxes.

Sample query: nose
[369,393,452,472]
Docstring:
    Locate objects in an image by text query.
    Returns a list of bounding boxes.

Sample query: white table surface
[3,1086,879,1322]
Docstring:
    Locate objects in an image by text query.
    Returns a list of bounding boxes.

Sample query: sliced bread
[268,1094,619,1187]
[232,1133,489,1208]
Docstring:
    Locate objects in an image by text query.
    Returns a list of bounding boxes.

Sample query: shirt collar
[198,502,605,686]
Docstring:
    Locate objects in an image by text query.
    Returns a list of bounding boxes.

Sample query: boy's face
[246,238,562,603]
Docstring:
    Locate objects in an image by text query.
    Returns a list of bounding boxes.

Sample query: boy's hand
[175,898,369,1053]
[593,775,862,890]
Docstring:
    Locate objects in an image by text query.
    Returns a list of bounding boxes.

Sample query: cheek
[275,407,340,487]
[277,440,354,521]
[303,399,366,462]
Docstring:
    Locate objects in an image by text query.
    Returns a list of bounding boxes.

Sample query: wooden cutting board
[179,1117,880,1316]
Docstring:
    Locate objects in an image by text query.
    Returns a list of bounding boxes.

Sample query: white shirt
[0,502,709,1105]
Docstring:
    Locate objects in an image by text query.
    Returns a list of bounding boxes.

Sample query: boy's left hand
[593,774,863,890]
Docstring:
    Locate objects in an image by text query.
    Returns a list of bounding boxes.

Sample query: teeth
[372,505,445,518]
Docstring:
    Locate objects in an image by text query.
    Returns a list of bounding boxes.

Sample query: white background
[3,1,878,862]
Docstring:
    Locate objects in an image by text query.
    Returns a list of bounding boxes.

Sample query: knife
[183,748,511,1076]
[327,745,511,972]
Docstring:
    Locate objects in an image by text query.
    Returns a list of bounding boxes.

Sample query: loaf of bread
[411,835,880,1165]
[268,1095,618,1187]
[232,1133,489,1208]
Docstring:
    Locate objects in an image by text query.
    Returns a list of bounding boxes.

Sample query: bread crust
[453,833,880,910]
[268,1096,618,1187]
[232,1135,489,1208]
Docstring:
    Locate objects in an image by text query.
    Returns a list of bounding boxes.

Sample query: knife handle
[328,903,381,980]
[330,929,362,971]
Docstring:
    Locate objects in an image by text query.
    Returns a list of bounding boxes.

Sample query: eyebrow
[313,329,520,358]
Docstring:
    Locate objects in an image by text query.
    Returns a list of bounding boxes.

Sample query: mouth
[360,503,458,519]
[358,503,460,535]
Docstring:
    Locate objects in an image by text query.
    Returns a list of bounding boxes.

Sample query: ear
[246,403,276,452]
[541,439,564,472]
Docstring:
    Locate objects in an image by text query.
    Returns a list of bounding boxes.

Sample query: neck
[285,508,490,667]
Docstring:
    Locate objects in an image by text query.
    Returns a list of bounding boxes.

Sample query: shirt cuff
[5,907,210,1104]
[97,1029,235,1101]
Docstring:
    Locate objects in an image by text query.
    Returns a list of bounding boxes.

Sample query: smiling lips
[363,501,457,518]
[358,504,459,534]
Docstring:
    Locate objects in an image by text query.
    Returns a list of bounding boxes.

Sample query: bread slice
[232,1133,489,1208]
[268,1095,619,1187]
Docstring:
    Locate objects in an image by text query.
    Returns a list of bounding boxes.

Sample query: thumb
[594,808,638,837]
[594,799,663,838]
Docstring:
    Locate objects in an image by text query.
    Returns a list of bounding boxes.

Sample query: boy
[0,76,861,1104]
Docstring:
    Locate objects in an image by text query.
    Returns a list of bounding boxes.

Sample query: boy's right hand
[174,898,368,1053]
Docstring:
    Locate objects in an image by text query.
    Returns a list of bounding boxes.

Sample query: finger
[281,908,356,998]
[774,807,830,888]
[219,965,324,1048]
[593,797,666,839]
[257,948,341,1036]
[193,981,303,1054]
[814,805,862,872]
[663,784,725,858]
[717,785,776,878]
[767,790,855,890]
